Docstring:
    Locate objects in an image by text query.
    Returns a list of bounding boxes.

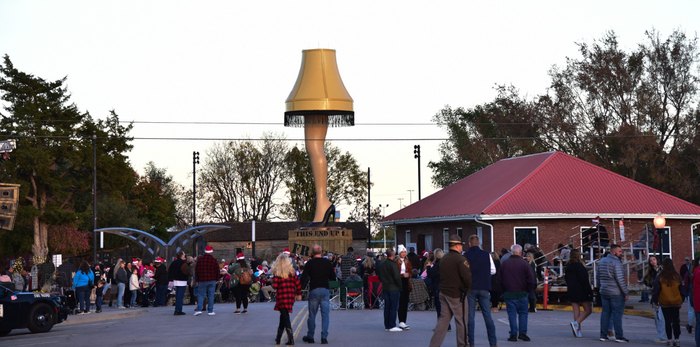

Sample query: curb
[62,309,147,326]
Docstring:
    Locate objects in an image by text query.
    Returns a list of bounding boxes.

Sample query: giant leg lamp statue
[285,49,354,226]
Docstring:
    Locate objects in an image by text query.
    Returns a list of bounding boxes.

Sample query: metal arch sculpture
[96,224,232,260]
[95,227,167,258]
[167,224,231,258]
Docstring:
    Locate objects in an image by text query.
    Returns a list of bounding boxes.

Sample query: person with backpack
[652,257,684,347]
[230,252,252,314]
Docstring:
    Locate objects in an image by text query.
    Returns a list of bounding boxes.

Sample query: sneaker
[508,335,518,342]
[174,311,186,316]
[666,341,672,347]
[388,327,402,332]
[600,337,609,341]
[208,312,216,316]
[118,306,126,309]
[654,339,667,344]
[194,311,202,316]
[302,336,315,343]
[518,334,530,341]
[575,329,582,338]
[570,321,579,337]
[398,322,410,330]
[242,309,247,314]
[614,337,629,343]
[321,338,328,344]
[95,309,102,313]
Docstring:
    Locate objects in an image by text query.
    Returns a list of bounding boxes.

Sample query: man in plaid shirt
[194,245,219,316]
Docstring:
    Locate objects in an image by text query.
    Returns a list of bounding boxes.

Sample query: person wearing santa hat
[153,257,169,307]
[194,245,219,316]
[230,252,252,314]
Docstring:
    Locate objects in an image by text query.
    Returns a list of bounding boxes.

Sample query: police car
[0,279,69,336]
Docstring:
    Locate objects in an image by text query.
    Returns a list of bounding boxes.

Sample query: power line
[0,133,667,141]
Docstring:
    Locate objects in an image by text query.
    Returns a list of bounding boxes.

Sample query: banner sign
[288,228,353,257]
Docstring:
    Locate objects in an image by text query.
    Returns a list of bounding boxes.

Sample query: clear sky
[1,0,698,219]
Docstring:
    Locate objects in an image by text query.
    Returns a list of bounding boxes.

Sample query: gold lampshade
[284,49,354,127]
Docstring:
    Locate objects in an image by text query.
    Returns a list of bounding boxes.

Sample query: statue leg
[304,116,330,222]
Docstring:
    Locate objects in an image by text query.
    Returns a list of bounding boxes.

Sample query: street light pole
[653,213,666,260]
[407,190,414,204]
[380,204,389,250]
[193,151,199,226]
[413,145,421,200]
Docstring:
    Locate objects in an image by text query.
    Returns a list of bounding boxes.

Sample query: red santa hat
[236,252,245,260]
[154,257,165,263]
[204,245,214,253]
[257,265,264,272]
[282,248,291,255]
[422,250,429,257]
[131,257,139,264]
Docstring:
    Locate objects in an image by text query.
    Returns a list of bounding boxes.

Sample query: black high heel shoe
[307,204,336,227]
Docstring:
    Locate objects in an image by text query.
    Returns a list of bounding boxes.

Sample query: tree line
[429,29,700,206]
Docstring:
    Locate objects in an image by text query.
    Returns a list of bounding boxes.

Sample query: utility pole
[413,145,421,200]
[367,167,371,249]
[192,151,199,226]
[407,190,414,204]
[92,134,97,262]
[398,198,404,208]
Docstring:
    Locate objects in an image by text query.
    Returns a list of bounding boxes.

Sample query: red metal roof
[383,151,700,222]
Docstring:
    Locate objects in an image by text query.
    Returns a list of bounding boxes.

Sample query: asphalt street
[1,302,696,346]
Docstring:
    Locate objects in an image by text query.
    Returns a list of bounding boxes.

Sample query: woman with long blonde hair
[272,254,302,345]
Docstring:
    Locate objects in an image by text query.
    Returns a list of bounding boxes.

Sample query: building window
[424,235,433,252]
[514,227,538,248]
[443,228,449,250]
[405,230,411,246]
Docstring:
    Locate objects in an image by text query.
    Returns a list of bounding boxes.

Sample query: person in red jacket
[272,253,302,345]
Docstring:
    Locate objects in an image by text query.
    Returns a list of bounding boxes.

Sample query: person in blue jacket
[72,260,95,314]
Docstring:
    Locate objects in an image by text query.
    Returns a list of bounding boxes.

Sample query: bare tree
[198,133,288,222]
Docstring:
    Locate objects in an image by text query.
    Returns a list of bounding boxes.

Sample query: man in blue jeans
[194,245,219,316]
[597,244,629,343]
[499,244,536,342]
[465,235,498,347]
[300,244,336,344]
[377,248,402,332]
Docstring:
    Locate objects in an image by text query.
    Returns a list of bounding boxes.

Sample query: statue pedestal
[288,226,353,256]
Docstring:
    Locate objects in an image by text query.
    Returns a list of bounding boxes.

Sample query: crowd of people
[5,237,700,346]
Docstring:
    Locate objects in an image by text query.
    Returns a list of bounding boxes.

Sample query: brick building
[382,151,700,266]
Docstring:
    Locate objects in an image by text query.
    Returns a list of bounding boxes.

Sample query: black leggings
[661,307,681,340]
[278,308,292,331]
[398,278,409,323]
[234,284,250,309]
